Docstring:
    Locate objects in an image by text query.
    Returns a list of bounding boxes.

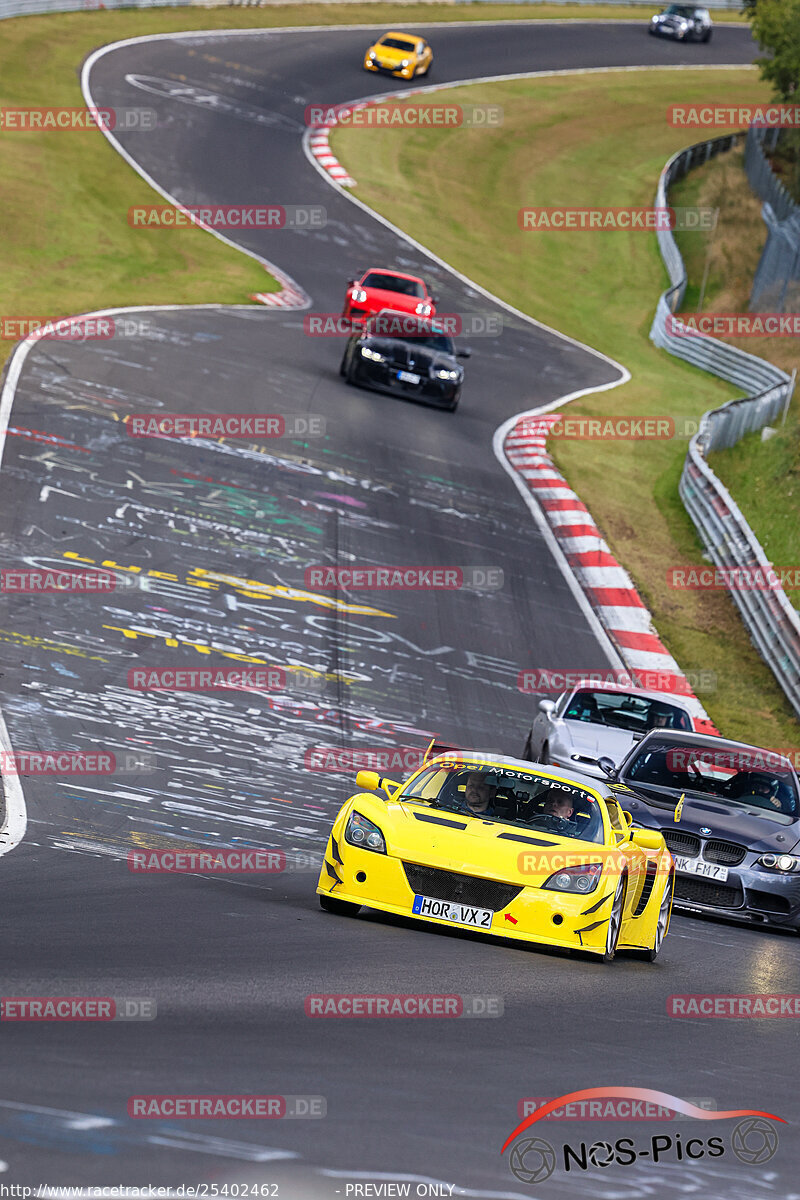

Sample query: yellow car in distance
[317,746,675,962]
[364,31,433,80]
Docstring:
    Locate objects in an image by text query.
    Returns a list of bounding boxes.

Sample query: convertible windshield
[400,764,605,842]
[624,739,799,818]
[664,5,695,14]
[363,272,425,297]
[379,36,417,50]
[564,689,692,734]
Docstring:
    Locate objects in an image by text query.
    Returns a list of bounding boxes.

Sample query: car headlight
[350,288,368,303]
[368,51,377,59]
[758,854,800,873]
[401,59,410,67]
[345,810,386,853]
[434,368,460,380]
[678,19,688,28]
[542,863,603,894]
[360,347,385,362]
[415,302,432,315]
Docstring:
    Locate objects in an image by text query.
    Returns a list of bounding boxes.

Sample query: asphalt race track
[3,16,799,1196]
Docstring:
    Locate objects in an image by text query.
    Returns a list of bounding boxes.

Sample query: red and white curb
[503,414,717,733]
[308,125,357,188]
[251,263,311,309]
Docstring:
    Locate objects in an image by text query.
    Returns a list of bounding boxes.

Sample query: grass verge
[332,67,800,744]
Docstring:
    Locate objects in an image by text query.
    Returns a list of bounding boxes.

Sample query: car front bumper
[350,359,460,406]
[318,839,622,955]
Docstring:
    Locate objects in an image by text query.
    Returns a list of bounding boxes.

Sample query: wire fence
[650,137,800,720]
[0,0,747,16]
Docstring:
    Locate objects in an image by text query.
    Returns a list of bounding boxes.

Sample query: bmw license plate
[397,370,420,385]
[672,855,728,882]
[413,894,493,929]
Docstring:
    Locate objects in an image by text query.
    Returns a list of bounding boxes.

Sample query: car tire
[630,869,674,962]
[339,352,347,377]
[447,392,460,412]
[319,893,361,917]
[540,741,550,765]
[702,28,712,41]
[602,874,627,962]
[522,728,535,760]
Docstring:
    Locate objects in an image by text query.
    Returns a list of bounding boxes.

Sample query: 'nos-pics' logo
[503,1088,783,1183]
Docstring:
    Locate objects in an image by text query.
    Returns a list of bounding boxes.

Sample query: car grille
[674,876,744,909]
[402,862,522,912]
[704,840,747,866]
[663,830,701,858]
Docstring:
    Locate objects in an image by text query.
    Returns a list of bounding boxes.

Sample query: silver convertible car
[649,4,712,41]
[522,683,695,780]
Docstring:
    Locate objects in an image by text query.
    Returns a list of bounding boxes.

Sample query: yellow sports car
[364,31,433,79]
[317,745,674,961]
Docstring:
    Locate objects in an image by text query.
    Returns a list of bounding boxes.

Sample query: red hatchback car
[342,268,437,323]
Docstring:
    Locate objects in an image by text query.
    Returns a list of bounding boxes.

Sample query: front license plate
[673,855,728,881]
[412,894,493,929]
[397,370,420,384]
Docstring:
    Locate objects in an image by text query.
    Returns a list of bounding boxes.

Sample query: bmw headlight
[345,810,386,853]
[351,288,368,303]
[434,368,460,380]
[361,347,386,362]
[758,854,800,873]
[542,863,602,894]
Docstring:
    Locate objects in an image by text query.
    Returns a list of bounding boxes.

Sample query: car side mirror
[431,294,440,304]
[597,756,616,778]
[630,828,664,851]
[538,699,556,716]
[347,279,357,288]
[457,347,472,358]
[621,809,634,828]
[355,769,399,798]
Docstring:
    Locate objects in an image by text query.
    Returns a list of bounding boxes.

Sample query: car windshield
[363,272,425,297]
[399,763,605,842]
[563,689,692,734]
[624,738,799,819]
[379,36,417,50]
[664,4,695,14]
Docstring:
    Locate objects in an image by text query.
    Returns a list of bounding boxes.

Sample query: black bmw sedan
[340,310,470,411]
[607,731,800,932]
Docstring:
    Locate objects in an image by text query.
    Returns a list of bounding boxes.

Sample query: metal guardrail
[650,137,800,719]
[745,127,800,312]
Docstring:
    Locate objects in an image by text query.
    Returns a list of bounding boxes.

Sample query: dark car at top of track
[649,4,712,41]
[340,310,470,411]
[606,730,800,931]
